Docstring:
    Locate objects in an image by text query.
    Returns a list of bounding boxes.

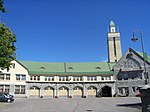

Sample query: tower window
[112,29,114,32]
[113,37,117,56]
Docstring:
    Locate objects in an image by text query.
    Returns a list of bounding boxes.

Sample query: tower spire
[110,20,115,27]
[109,20,116,33]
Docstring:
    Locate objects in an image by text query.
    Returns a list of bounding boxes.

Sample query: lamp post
[131,30,148,84]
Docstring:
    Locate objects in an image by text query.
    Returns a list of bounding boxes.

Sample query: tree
[0,0,6,13]
[0,0,16,70]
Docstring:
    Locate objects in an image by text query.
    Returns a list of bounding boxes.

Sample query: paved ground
[0,97,141,112]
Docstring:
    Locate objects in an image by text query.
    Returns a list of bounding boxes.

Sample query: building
[114,48,150,96]
[0,61,116,98]
[0,21,150,98]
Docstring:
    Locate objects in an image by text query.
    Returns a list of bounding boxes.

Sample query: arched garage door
[73,86,83,97]
[87,86,97,97]
[29,86,40,97]
[44,86,54,97]
[59,86,68,97]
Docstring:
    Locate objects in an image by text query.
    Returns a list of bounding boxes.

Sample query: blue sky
[1,0,150,62]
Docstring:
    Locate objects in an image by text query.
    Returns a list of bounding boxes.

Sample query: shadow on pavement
[117,103,141,109]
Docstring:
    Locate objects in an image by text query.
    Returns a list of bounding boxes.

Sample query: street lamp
[131,30,148,84]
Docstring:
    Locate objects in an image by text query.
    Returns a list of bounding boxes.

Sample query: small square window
[6,74,10,80]
[16,74,20,80]
[12,63,15,69]
[21,75,26,80]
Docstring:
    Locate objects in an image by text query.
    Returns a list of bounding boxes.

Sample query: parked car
[3,93,14,98]
[0,92,14,102]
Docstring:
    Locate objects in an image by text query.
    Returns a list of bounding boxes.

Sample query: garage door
[73,86,83,97]
[59,86,68,97]
[87,86,97,97]
[44,87,54,97]
[29,86,40,97]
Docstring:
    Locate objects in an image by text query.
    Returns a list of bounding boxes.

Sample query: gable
[114,48,150,71]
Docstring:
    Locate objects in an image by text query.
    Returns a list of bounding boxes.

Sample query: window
[30,76,33,80]
[59,76,68,81]
[0,74,10,80]
[112,28,114,32]
[34,76,36,80]
[15,85,20,94]
[45,87,53,90]
[88,86,96,90]
[15,85,25,94]
[45,76,54,81]
[37,76,40,81]
[74,86,82,90]
[16,74,21,80]
[6,74,10,80]
[30,87,34,90]
[73,76,82,81]
[101,76,111,81]
[62,77,65,81]
[12,63,15,69]
[45,77,47,81]
[5,85,10,93]
[59,87,64,90]
[0,74,4,80]
[16,74,26,81]
[21,86,25,94]
[0,85,10,93]
[0,85,3,92]
[21,75,26,80]
[48,77,51,81]
[87,76,97,81]
[30,76,40,81]
[113,37,117,56]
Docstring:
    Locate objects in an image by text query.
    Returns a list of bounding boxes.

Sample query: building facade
[0,61,116,98]
[114,48,150,96]
[0,21,150,98]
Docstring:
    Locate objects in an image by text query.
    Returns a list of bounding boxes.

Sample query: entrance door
[101,86,112,97]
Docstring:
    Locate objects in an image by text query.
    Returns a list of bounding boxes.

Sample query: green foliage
[0,23,16,70]
[0,0,16,70]
[0,0,6,13]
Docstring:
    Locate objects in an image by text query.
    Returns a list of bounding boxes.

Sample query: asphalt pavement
[0,97,141,112]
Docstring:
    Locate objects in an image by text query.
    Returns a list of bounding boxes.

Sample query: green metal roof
[108,62,116,70]
[136,51,150,62]
[19,61,113,76]
[110,20,115,27]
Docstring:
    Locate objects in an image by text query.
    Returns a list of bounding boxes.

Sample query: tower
[107,20,122,62]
